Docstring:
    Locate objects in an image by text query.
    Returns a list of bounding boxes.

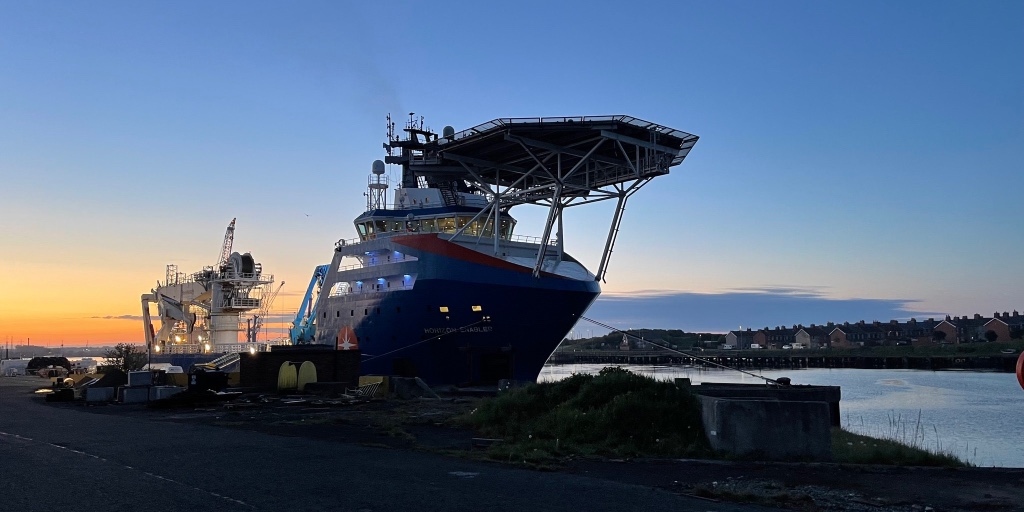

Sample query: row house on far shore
[725,311,1023,349]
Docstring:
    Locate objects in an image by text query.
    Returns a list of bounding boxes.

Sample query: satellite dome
[442,126,455,139]
[372,160,385,175]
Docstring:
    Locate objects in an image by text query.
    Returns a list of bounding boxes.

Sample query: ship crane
[216,218,236,268]
[140,217,274,353]
[290,265,330,344]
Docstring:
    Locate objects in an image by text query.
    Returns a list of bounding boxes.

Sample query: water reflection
[538,365,1024,467]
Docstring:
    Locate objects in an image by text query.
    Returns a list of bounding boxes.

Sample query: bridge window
[374,220,387,233]
[438,217,456,234]
[500,218,515,239]
[420,218,438,232]
[457,217,481,236]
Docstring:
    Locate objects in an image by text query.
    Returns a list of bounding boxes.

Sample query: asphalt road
[0,378,772,512]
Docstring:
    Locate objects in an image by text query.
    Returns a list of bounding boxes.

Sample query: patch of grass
[831,428,969,467]
[458,367,710,460]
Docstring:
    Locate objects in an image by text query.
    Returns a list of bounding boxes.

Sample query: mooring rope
[579,316,780,385]
[360,319,489,362]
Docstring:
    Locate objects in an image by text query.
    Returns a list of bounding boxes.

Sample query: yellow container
[277,361,298,392]
[296,361,317,391]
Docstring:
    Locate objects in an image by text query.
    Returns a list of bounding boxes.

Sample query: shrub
[461,367,710,458]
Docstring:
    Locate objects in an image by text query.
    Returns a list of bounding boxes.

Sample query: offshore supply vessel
[307,115,698,385]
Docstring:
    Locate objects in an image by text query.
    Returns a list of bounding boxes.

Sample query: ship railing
[329,281,414,297]
[448,232,557,247]
[335,237,363,249]
[213,271,274,282]
[217,343,269,355]
[229,298,261,309]
[338,252,416,271]
[335,232,556,250]
[503,234,557,246]
[165,344,203,355]
[446,115,694,144]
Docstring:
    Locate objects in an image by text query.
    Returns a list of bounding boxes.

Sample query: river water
[538,365,1024,468]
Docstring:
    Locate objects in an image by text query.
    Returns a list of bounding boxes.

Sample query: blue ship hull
[315,234,600,385]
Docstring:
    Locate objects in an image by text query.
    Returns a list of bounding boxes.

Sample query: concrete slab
[84,386,115,402]
[699,395,832,461]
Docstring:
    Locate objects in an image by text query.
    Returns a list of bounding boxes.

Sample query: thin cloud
[585,289,942,334]
[90,315,144,321]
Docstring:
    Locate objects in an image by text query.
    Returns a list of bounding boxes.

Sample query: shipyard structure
[141,219,280,356]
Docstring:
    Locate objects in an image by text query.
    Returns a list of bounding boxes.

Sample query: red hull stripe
[393,234,563,278]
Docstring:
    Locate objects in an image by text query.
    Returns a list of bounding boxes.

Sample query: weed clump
[460,367,710,459]
[831,428,970,467]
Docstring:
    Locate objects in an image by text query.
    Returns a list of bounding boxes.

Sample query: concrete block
[150,386,184,400]
[391,377,439,399]
[128,371,153,387]
[85,387,115,402]
[695,383,842,426]
[699,396,832,461]
[119,386,149,403]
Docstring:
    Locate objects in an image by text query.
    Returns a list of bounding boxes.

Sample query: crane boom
[216,218,236,267]
[290,265,330,344]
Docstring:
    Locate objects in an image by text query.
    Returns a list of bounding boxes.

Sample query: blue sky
[1,1,1021,342]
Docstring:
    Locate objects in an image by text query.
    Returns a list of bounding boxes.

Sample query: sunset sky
[2,1,1021,346]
